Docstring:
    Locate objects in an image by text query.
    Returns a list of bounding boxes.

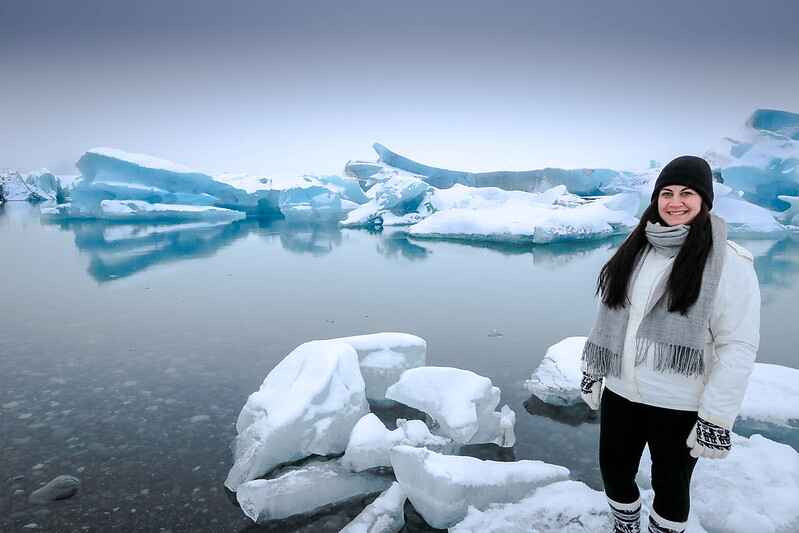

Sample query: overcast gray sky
[2,0,797,177]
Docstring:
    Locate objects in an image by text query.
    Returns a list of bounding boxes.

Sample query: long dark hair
[597,202,713,314]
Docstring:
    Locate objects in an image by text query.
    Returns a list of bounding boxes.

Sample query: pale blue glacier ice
[42,200,245,222]
[340,482,407,533]
[389,445,570,529]
[705,109,799,210]
[364,143,634,194]
[225,339,369,491]
[341,414,454,472]
[236,457,392,523]
[637,433,799,532]
[385,367,516,446]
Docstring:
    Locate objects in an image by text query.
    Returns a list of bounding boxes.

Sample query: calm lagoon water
[1,202,797,532]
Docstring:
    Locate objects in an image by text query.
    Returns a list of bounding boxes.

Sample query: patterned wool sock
[608,496,641,533]
[647,507,687,533]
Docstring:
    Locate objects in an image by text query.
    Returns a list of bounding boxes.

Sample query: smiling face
[657,185,703,226]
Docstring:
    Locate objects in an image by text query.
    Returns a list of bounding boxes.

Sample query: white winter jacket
[604,240,760,430]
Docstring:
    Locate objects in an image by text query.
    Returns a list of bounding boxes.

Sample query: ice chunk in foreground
[637,433,799,532]
[451,479,608,533]
[739,363,799,429]
[385,367,515,446]
[341,414,454,472]
[390,445,569,529]
[225,340,369,490]
[340,482,407,533]
[325,332,427,403]
[236,457,391,523]
[525,336,586,406]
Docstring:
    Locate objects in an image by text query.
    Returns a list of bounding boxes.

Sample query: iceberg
[340,174,433,228]
[711,182,787,236]
[637,433,799,533]
[341,414,454,472]
[525,336,587,406]
[325,332,427,403]
[368,143,634,194]
[225,340,369,490]
[385,367,516,446]
[705,109,799,210]
[0,169,64,202]
[339,482,407,533]
[389,445,570,529]
[407,192,639,244]
[236,457,392,523]
[42,200,246,222]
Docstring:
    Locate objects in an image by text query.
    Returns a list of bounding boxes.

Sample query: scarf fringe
[635,338,705,377]
[581,340,622,378]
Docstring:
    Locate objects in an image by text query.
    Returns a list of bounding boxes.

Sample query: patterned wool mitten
[686,417,731,459]
[580,372,603,410]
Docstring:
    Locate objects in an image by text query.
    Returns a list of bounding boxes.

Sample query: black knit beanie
[651,155,714,209]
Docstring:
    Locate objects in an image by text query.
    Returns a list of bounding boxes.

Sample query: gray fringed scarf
[582,214,727,378]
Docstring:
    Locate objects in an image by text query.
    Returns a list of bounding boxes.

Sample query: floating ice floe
[326,332,427,403]
[236,457,392,523]
[705,109,799,210]
[637,433,799,533]
[42,200,246,222]
[385,367,516,446]
[525,336,587,406]
[339,482,407,533]
[407,191,640,244]
[225,340,369,490]
[390,445,570,529]
[341,414,454,472]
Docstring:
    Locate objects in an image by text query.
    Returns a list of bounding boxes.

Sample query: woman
[580,155,760,533]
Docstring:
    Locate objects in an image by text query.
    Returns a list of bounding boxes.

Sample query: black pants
[600,388,699,522]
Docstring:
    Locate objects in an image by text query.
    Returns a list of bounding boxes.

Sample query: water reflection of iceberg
[52,219,251,282]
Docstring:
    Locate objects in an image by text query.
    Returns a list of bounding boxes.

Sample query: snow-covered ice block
[341,414,454,472]
[385,367,515,446]
[225,340,369,490]
[390,445,569,529]
[525,336,586,406]
[407,193,638,244]
[236,457,392,523]
[325,333,427,403]
[340,482,407,533]
[739,363,799,429]
[451,479,608,533]
[637,433,799,532]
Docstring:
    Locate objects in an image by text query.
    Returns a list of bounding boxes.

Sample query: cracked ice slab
[225,340,369,490]
[390,445,569,529]
[385,366,515,446]
[340,482,407,533]
[341,413,454,472]
[236,457,392,523]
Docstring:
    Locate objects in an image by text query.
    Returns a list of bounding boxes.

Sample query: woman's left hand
[686,417,731,459]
